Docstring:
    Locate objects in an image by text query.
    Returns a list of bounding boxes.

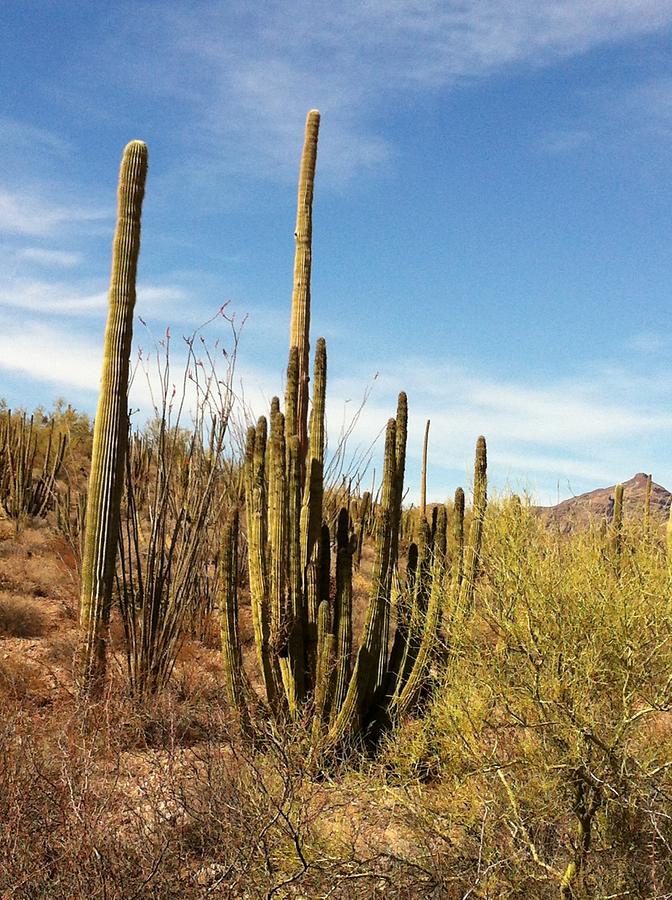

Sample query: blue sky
[2,1,672,504]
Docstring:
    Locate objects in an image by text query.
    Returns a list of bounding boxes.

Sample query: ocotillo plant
[78,140,148,693]
[0,411,67,525]
[117,321,237,696]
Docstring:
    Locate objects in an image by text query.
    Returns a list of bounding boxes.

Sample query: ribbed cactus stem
[356,490,371,567]
[332,508,353,717]
[244,418,278,709]
[289,109,320,469]
[311,599,335,747]
[285,347,299,448]
[395,517,431,694]
[268,410,288,654]
[300,339,327,688]
[390,392,407,573]
[458,436,487,614]
[420,418,430,520]
[287,434,305,703]
[434,504,447,564]
[394,535,444,720]
[78,140,148,693]
[301,339,327,567]
[328,418,396,747]
[610,482,624,570]
[219,508,246,717]
[452,486,465,589]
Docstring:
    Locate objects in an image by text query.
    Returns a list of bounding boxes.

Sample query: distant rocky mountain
[536,473,671,532]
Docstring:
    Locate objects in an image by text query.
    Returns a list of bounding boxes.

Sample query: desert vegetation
[1,111,671,898]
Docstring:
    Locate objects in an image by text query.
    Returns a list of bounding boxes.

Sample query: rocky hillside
[536,472,671,532]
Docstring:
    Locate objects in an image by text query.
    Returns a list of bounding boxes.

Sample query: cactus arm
[289,109,320,468]
[331,508,353,718]
[311,599,335,747]
[287,434,305,703]
[327,419,396,748]
[219,508,246,715]
[452,486,465,590]
[457,436,487,615]
[244,418,279,710]
[610,482,624,572]
[78,140,148,693]
[420,418,430,520]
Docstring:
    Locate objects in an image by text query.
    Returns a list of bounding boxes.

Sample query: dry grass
[0,592,49,637]
[2,495,672,896]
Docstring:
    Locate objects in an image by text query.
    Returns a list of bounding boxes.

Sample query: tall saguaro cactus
[78,140,148,693]
[289,109,320,469]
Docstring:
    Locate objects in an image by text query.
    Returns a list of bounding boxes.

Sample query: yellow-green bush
[385,497,672,896]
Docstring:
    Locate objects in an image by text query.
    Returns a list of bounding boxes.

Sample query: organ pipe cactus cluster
[219,111,488,753]
[78,140,148,693]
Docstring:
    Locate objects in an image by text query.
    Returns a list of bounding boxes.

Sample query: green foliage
[385,498,672,894]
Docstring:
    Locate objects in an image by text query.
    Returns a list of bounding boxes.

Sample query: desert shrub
[384,498,672,896]
[0,592,48,637]
[0,696,444,899]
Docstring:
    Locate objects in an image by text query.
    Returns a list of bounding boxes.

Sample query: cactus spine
[78,140,148,693]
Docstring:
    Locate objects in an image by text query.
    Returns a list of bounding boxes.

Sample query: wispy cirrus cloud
[0,116,73,157]
[0,187,108,238]
[108,0,672,182]
[16,247,83,268]
[0,278,190,317]
[1,309,669,501]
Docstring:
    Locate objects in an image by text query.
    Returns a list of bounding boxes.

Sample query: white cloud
[122,0,672,181]
[0,187,108,238]
[0,321,102,392]
[17,248,83,268]
[1,319,670,502]
[0,117,73,157]
[0,278,189,317]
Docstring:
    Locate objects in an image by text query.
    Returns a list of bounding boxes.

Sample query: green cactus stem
[327,418,397,748]
[331,508,354,718]
[610,482,624,571]
[78,140,148,693]
[244,419,280,711]
[457,437,487,615]
[420,418,430,520]
[219,509,246,714]
[289,109,320,470]
[452,486,465,589]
